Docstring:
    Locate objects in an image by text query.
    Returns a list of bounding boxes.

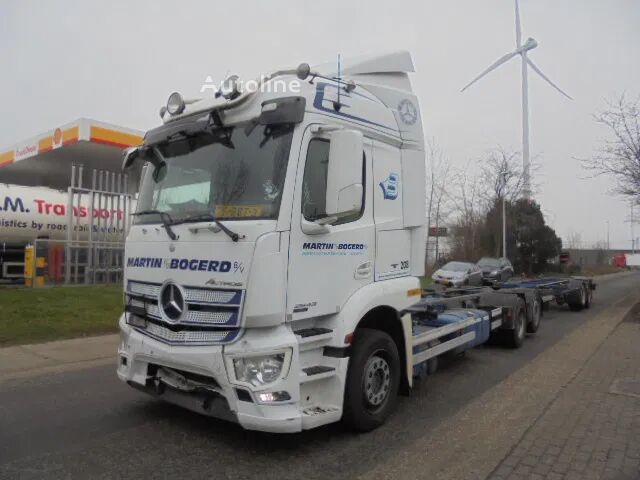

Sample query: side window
[302,139,329,221]
[301,138,365,224]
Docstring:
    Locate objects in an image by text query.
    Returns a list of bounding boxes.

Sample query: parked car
[432,261,483,287]
[477,257,514,283]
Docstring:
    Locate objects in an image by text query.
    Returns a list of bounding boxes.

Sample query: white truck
[117,52,543,432]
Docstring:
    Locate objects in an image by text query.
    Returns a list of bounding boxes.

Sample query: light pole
[631,204,635,254]
[502,171,508,259]
[502,196,507,258]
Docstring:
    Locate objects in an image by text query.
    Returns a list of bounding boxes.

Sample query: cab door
[287,128,375,321]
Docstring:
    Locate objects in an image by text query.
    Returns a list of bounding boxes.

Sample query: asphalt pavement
[0,272,638,480]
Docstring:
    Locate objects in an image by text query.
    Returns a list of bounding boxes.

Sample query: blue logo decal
[380,173,399,200]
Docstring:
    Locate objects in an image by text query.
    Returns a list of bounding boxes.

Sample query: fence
[27,238,126,286]
[24,164,132,287]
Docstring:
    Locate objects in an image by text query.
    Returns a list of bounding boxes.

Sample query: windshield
[478,258,500,267]
[441,262,471,272]
[134,122,294,224]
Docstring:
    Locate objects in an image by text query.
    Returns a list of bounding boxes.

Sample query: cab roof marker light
[261,103,278,113]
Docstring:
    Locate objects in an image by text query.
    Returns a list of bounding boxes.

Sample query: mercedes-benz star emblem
[397,99,418,125]
[159,282,186,321]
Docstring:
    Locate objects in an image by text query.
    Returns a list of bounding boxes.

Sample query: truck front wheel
[343,328,400,432]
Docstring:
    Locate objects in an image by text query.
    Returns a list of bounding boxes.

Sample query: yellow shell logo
[53,128,63,147]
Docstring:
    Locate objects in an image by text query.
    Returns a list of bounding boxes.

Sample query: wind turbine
[461,0,572,200]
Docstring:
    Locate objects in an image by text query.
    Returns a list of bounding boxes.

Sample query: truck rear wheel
[504,307,526,348]
[343,328,400,432]
[584,285,592,309]
[526,297,542,334]
[568,286,586,312]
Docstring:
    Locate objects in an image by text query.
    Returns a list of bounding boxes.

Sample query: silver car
[432,261,483,287]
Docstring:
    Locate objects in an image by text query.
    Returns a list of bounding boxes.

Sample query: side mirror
[122,147,140,171]
[325,129,363,218]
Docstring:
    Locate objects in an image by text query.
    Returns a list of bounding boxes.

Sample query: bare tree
[479,147,527,206]
[565,231,583,249]
[478,147,533,257]
[583,95,640,202]
[425,140,453,267]
[448,166,484,260]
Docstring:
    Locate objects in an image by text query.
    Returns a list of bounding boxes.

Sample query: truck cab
[117,51,427,432]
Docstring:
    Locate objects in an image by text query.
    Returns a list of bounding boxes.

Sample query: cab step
[294,327,333,338]
[294,327,334,351]
[300,365,336,383]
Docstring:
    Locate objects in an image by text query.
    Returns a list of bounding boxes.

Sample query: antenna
[461,0,572,200]
[333,53,342,111]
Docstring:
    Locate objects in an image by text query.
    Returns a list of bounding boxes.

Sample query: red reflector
[344,333,354,345]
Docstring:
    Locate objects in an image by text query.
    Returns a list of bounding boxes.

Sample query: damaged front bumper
[117,315,307,433]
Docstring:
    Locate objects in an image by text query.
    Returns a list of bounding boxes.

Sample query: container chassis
[403,276,595,379]
[495,276,596,312]
[404,284,544,379]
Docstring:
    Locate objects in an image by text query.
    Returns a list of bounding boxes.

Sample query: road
[1,273,638,480]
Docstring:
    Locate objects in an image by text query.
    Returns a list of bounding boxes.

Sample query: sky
[1,0,639,249]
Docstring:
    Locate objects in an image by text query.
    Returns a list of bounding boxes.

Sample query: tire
[504,306,526,348]
[343,328,400,432]
[526,296,542,334]
[568,286,586,312]
[584,285,592,309]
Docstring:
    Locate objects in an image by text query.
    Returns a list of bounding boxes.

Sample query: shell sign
[53,128,63,149]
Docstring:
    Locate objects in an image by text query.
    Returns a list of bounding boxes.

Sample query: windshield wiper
[132,210,178,240]
[171,213,242,242]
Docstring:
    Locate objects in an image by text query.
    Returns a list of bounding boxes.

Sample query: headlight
[233,353,286,387]
[491,270,499,275]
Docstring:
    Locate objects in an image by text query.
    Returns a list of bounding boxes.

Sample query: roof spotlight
[166,92,186,115]
[296,63,311,80]
[221,75,241,100]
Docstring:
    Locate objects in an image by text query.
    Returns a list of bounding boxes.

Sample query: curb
[0,333,119,383]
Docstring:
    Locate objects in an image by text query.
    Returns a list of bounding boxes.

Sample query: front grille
[125,280,243,345]
[141,321,240,346]
[128,281,242,306]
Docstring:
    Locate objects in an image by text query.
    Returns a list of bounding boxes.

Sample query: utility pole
[606,220,610,251]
